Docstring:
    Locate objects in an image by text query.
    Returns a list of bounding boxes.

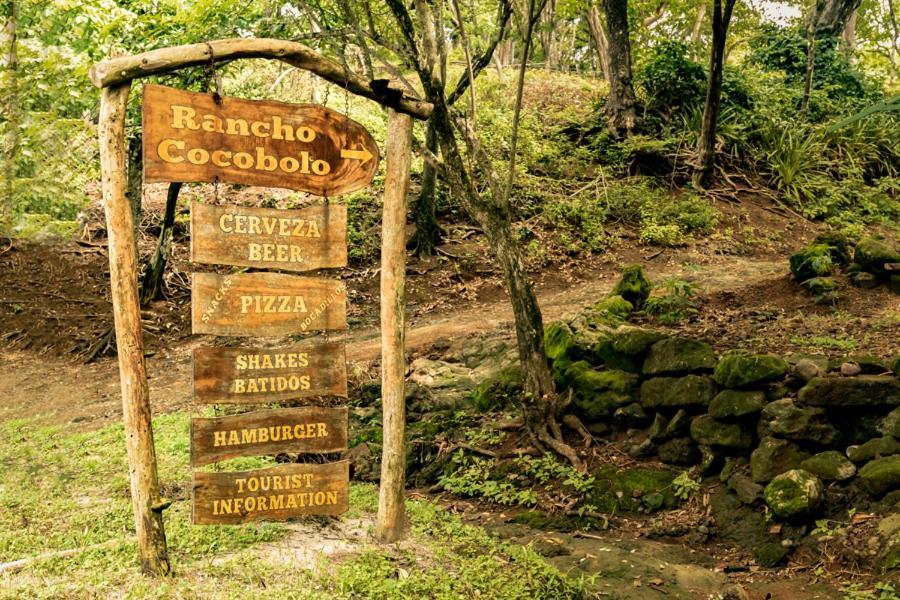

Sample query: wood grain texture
[190,202,346,272]
[99,83,172,575]
[143,84,379,196]
[192,461,349,524]
[192,342,348,404]
[375,109,413,542]
[190,407,348,466]
[89,39,432,119]
[191,272,346,336]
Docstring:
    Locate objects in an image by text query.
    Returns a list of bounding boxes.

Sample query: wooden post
[99,83,172,576]
[375,108,413,543]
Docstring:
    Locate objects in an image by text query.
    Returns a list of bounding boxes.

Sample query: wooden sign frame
[93,38,419,575]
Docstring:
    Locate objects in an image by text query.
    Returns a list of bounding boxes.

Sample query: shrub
[645,279,700,324]
[640,193,719,246]
[636,42,706,123]
[748,24,867,102]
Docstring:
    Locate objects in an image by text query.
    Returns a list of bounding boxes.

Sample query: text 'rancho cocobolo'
[142,84,379,196]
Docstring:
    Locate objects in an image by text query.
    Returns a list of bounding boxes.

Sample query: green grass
[789,335,859,352]
[0,414,584,599]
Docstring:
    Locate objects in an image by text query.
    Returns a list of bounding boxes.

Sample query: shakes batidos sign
[140,83,361,525]
[192,342,348,404]
[143,84,379,196]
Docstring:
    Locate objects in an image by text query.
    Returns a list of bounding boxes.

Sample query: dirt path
[0,256,786,428]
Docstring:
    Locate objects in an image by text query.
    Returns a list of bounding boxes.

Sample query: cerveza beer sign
[142,84,379,196]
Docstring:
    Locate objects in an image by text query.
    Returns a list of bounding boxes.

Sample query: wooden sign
[142,84,379,196]
[191,202,347,272]
[190,406,348,466]
[192,461,349,524]
[192,272,346,336]
[193,342,347,404]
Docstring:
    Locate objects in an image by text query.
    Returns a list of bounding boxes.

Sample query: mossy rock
[880,407,900,438]
[471,365,523,411]
[860,455,900,496]
[589,465,678,514]
[642,337,717,376]
[790,243,833,282]
[798,376,900,407]
[800,451,857,482]
[640,375,716,409]
[545,322,579,363]
[847,436,900,464]
[812,231,853,265]
[763,469,823,520]
[566,361,639,420]
[855,236,900,279]
[708,390,767,419]
[758,399,837,445]
[657,437,701,465]
[713,351,789,389]
[587,295,634,326]
[610,327,668,355]
[750,436,811,483]
[593,339,642,373]
[754,542,790,568]
[851,271,880,289]
[593,327,667,373]
[610,264,652,310]
[509,510,580,533]
[690,415,753,449]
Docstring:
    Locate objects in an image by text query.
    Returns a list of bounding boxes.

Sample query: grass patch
[0,413,582,599]
[789,335,858,352]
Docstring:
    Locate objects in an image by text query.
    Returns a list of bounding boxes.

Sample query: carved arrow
[340,147,374,164]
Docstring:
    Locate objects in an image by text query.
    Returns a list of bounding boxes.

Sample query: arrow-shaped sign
[341,147,374,164]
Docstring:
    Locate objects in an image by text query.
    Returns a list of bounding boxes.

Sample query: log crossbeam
[89,38,433,120]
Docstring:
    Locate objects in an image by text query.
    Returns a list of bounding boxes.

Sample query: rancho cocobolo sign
[142,84,379,196]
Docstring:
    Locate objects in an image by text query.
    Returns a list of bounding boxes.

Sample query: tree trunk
[586,4,611,81]
[140,182,181,305]
[2,0,17,216]
[693,0,737,188]
[802,20,816,112]
[539,0,560,69]
[99,83,172,576]
[842,9,857,50]
[413,120,441,255]
[375,109,413,543]
[688,3,706,59]
[127,134,143,229]
[811,0,862,37]
[601,0,638,135]
[411,0,445,257]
